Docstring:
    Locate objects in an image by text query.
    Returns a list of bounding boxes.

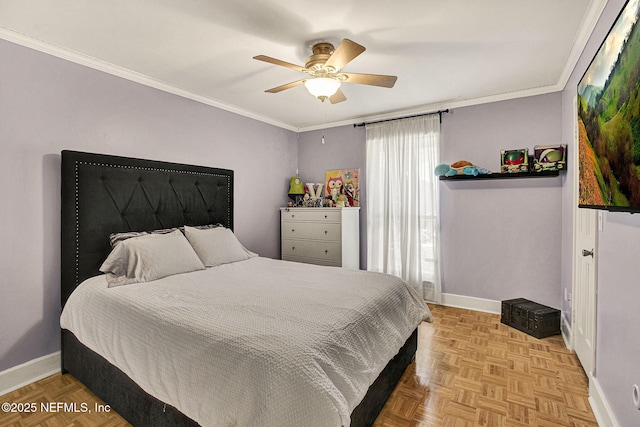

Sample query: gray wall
[561,0,640,424]
[297,125,367,269]
[299,94,563,308]
[595,213,640,426]
[0,39,298,371]
[440,96,562,307]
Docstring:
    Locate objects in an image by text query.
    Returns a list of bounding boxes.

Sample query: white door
[572,93,598,377]
[573,207,597,377]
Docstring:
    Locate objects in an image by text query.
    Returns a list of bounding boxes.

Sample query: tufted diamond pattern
[61,151,234,305]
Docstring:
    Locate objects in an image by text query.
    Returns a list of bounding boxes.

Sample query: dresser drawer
[282,222,341,241]
[283,255,341,267]
[281,209,341,222]
[281,239,341,262]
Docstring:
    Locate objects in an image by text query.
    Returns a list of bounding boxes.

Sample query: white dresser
[280,207,360,269]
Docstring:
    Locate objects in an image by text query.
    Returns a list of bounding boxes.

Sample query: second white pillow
[184,226,251,267]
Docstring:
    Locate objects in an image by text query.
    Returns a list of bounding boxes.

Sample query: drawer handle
[324,250,328,254]
[324,215,328,218]
[292,246,295,250]
[324,230,328,234]
[292,229,295,232]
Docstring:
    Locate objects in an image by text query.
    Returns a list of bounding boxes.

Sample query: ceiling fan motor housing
[306,42,336,72]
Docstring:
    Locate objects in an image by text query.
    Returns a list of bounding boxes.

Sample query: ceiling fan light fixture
[304,77,341,101]
[255,39,395,104]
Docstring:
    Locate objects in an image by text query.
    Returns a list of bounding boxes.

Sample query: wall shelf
[439,170,560,181]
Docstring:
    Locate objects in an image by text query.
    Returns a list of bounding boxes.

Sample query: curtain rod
[353,109,450,127]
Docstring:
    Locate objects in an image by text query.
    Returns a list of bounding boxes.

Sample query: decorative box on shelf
[500,298,560,339]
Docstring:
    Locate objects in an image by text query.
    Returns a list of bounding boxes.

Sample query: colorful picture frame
[533,144,567,172]
[500,148,529,173]
[325,169,360,207]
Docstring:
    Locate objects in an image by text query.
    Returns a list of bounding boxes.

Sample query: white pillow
[183,226,252,267]
[100,229,205,287]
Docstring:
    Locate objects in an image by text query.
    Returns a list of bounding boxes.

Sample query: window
[366,114,441,302]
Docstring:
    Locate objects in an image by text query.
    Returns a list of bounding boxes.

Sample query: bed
[60,150,431,426]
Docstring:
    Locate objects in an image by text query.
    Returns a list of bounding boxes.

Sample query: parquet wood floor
[373,304,598,427]
[0,372,129,426]
[1,304,597,426]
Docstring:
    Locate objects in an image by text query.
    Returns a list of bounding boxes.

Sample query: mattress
[60,257,431,427]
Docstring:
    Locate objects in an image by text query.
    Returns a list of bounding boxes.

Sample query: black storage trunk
[501,298,560,339]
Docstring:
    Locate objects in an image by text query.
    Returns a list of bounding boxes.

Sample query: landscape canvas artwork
[578,0,640,209]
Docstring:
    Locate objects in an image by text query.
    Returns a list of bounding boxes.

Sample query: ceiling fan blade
[329,89,347,104]
[265,80,305,93]
[324,39,366,71]
[342,72,397,88]
[253,55,306,73]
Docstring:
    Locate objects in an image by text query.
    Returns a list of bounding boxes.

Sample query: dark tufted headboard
[61,150,234,306]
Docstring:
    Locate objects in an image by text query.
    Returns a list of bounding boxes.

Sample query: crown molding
[556,0,609,90]
[298,83,563,132]
[301,0,609,132]
[1,0,608,134]
[0,26,298,132]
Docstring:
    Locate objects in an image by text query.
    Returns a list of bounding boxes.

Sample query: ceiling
[0,0,605,131]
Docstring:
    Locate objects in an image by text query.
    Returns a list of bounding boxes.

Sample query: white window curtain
[365,114,441,303]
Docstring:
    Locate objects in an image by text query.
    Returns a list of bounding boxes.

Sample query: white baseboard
[589,376,621,427]
[439,293,501,314]
[561,314,573,351]
[0,352,61,396]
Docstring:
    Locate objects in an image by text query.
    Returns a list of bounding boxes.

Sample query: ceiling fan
[254,39,397,104]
